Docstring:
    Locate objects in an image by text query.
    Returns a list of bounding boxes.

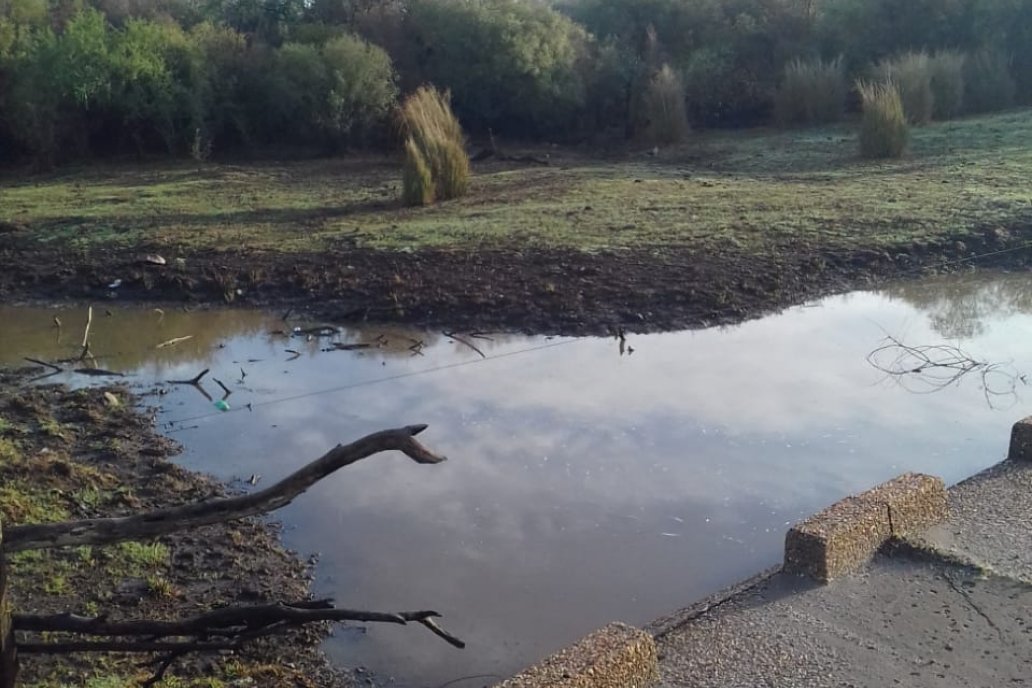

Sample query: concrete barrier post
[784,473,948,582]
[0,520,18,688]
[493,622,658,688]
[1008,416,1032,462]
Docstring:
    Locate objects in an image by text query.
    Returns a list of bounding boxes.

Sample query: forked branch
[4,425,446,551]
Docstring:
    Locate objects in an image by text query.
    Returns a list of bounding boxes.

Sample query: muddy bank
[0,368,358,687]
[2,228,1031,335]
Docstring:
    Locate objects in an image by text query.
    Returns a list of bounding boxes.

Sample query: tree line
[0,0,1029,166]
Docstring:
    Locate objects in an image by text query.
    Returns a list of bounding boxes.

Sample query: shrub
[401,0,588,137]
[641,64,688,144]
[928,50,965,120]
[857,80,908,159]
[775,56,845,126]
[398,86,469,206]
[963,49,1015,114]
[320,34,397,147]
[875,52,933,125]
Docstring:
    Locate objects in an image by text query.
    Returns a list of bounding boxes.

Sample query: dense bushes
[0,3,396,164]
[775,57,846,126]
[1,0,1030,166]
[397,0,589,137]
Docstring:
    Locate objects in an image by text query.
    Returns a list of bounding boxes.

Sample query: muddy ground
[0,369,362,687]
[2,225,1031,336]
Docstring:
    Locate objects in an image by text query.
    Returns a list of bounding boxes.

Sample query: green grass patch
[2,109,1031,257]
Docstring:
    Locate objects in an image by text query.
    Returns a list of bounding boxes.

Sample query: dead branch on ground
[4,425,445,551]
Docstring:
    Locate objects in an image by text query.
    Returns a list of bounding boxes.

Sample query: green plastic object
[214,400,230,412]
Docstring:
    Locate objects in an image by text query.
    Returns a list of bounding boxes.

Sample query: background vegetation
[0,0,1030,166]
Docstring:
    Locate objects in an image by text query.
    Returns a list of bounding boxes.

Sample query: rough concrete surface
[907,459,1032,583]
[655,460,1032,688]
[1008,416,1032,461]
[493,622,658,688]
[784,473,947,582]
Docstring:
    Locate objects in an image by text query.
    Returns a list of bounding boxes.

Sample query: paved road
[652,459,1032,688]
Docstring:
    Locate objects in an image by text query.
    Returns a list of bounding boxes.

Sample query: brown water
[2,270,1031,687]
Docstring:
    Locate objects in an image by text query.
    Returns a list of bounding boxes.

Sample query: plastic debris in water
[213,400,230,412]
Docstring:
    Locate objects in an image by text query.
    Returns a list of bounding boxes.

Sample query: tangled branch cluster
[867,336,1027,409]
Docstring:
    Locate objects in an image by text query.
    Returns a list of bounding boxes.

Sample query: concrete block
[493,622,658,688]
[784,473,948,582]
[1008,416,1032,462]
[784,494,890,582]
[869,473,948,536]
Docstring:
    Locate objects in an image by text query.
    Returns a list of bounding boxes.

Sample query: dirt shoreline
[0,370,358,687]
[3,226,1032,335]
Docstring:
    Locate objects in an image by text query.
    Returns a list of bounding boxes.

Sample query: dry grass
[775,57,846,126]
[857,80,909,159]
[642,64,690,145]
[876,52,934,125]
[929,51,966,120]
[398,86,470,206]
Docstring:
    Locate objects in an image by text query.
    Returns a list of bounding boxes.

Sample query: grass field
[2,109,1031,257]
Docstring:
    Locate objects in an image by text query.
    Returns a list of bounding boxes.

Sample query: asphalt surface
[652,459,1032,688]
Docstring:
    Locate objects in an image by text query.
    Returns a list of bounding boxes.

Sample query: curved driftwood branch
[14,600,465,649]
[4,425,445,552]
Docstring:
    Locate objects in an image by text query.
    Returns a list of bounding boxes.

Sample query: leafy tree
[320,33,397,147]
[402,0,589,136]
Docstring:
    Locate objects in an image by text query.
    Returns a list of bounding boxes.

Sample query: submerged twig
[443,331,486,358]
[156,335,193,349]
[81,306,93,349]
[867,335,1026,409]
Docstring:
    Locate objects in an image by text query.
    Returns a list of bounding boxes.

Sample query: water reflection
[1,269,1030,687]
[881,270,1032,339]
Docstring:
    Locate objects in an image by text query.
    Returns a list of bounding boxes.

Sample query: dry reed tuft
[876,52,934,125]
[398,86,470,206]
[857,80,908,159]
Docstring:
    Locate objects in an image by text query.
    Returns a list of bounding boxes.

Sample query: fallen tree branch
[24,357,62,374]
[72,368,124,377]
[866,335,1026,409]
[4,425,446,551]
[443,331,486,359]
[14,602,455,639]
[156,335,193,349]
[168,369,209,386]
[212,378,232,398]
[81,306,93,349]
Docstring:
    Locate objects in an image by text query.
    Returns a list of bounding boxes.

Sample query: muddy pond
[2,269,1031,687]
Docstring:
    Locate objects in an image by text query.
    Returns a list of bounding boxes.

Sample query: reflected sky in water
[2,270,1031,686]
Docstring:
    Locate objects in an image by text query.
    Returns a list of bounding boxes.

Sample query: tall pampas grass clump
[398,86,470,206]
[875,52,934,125]
[857,80,908,159]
